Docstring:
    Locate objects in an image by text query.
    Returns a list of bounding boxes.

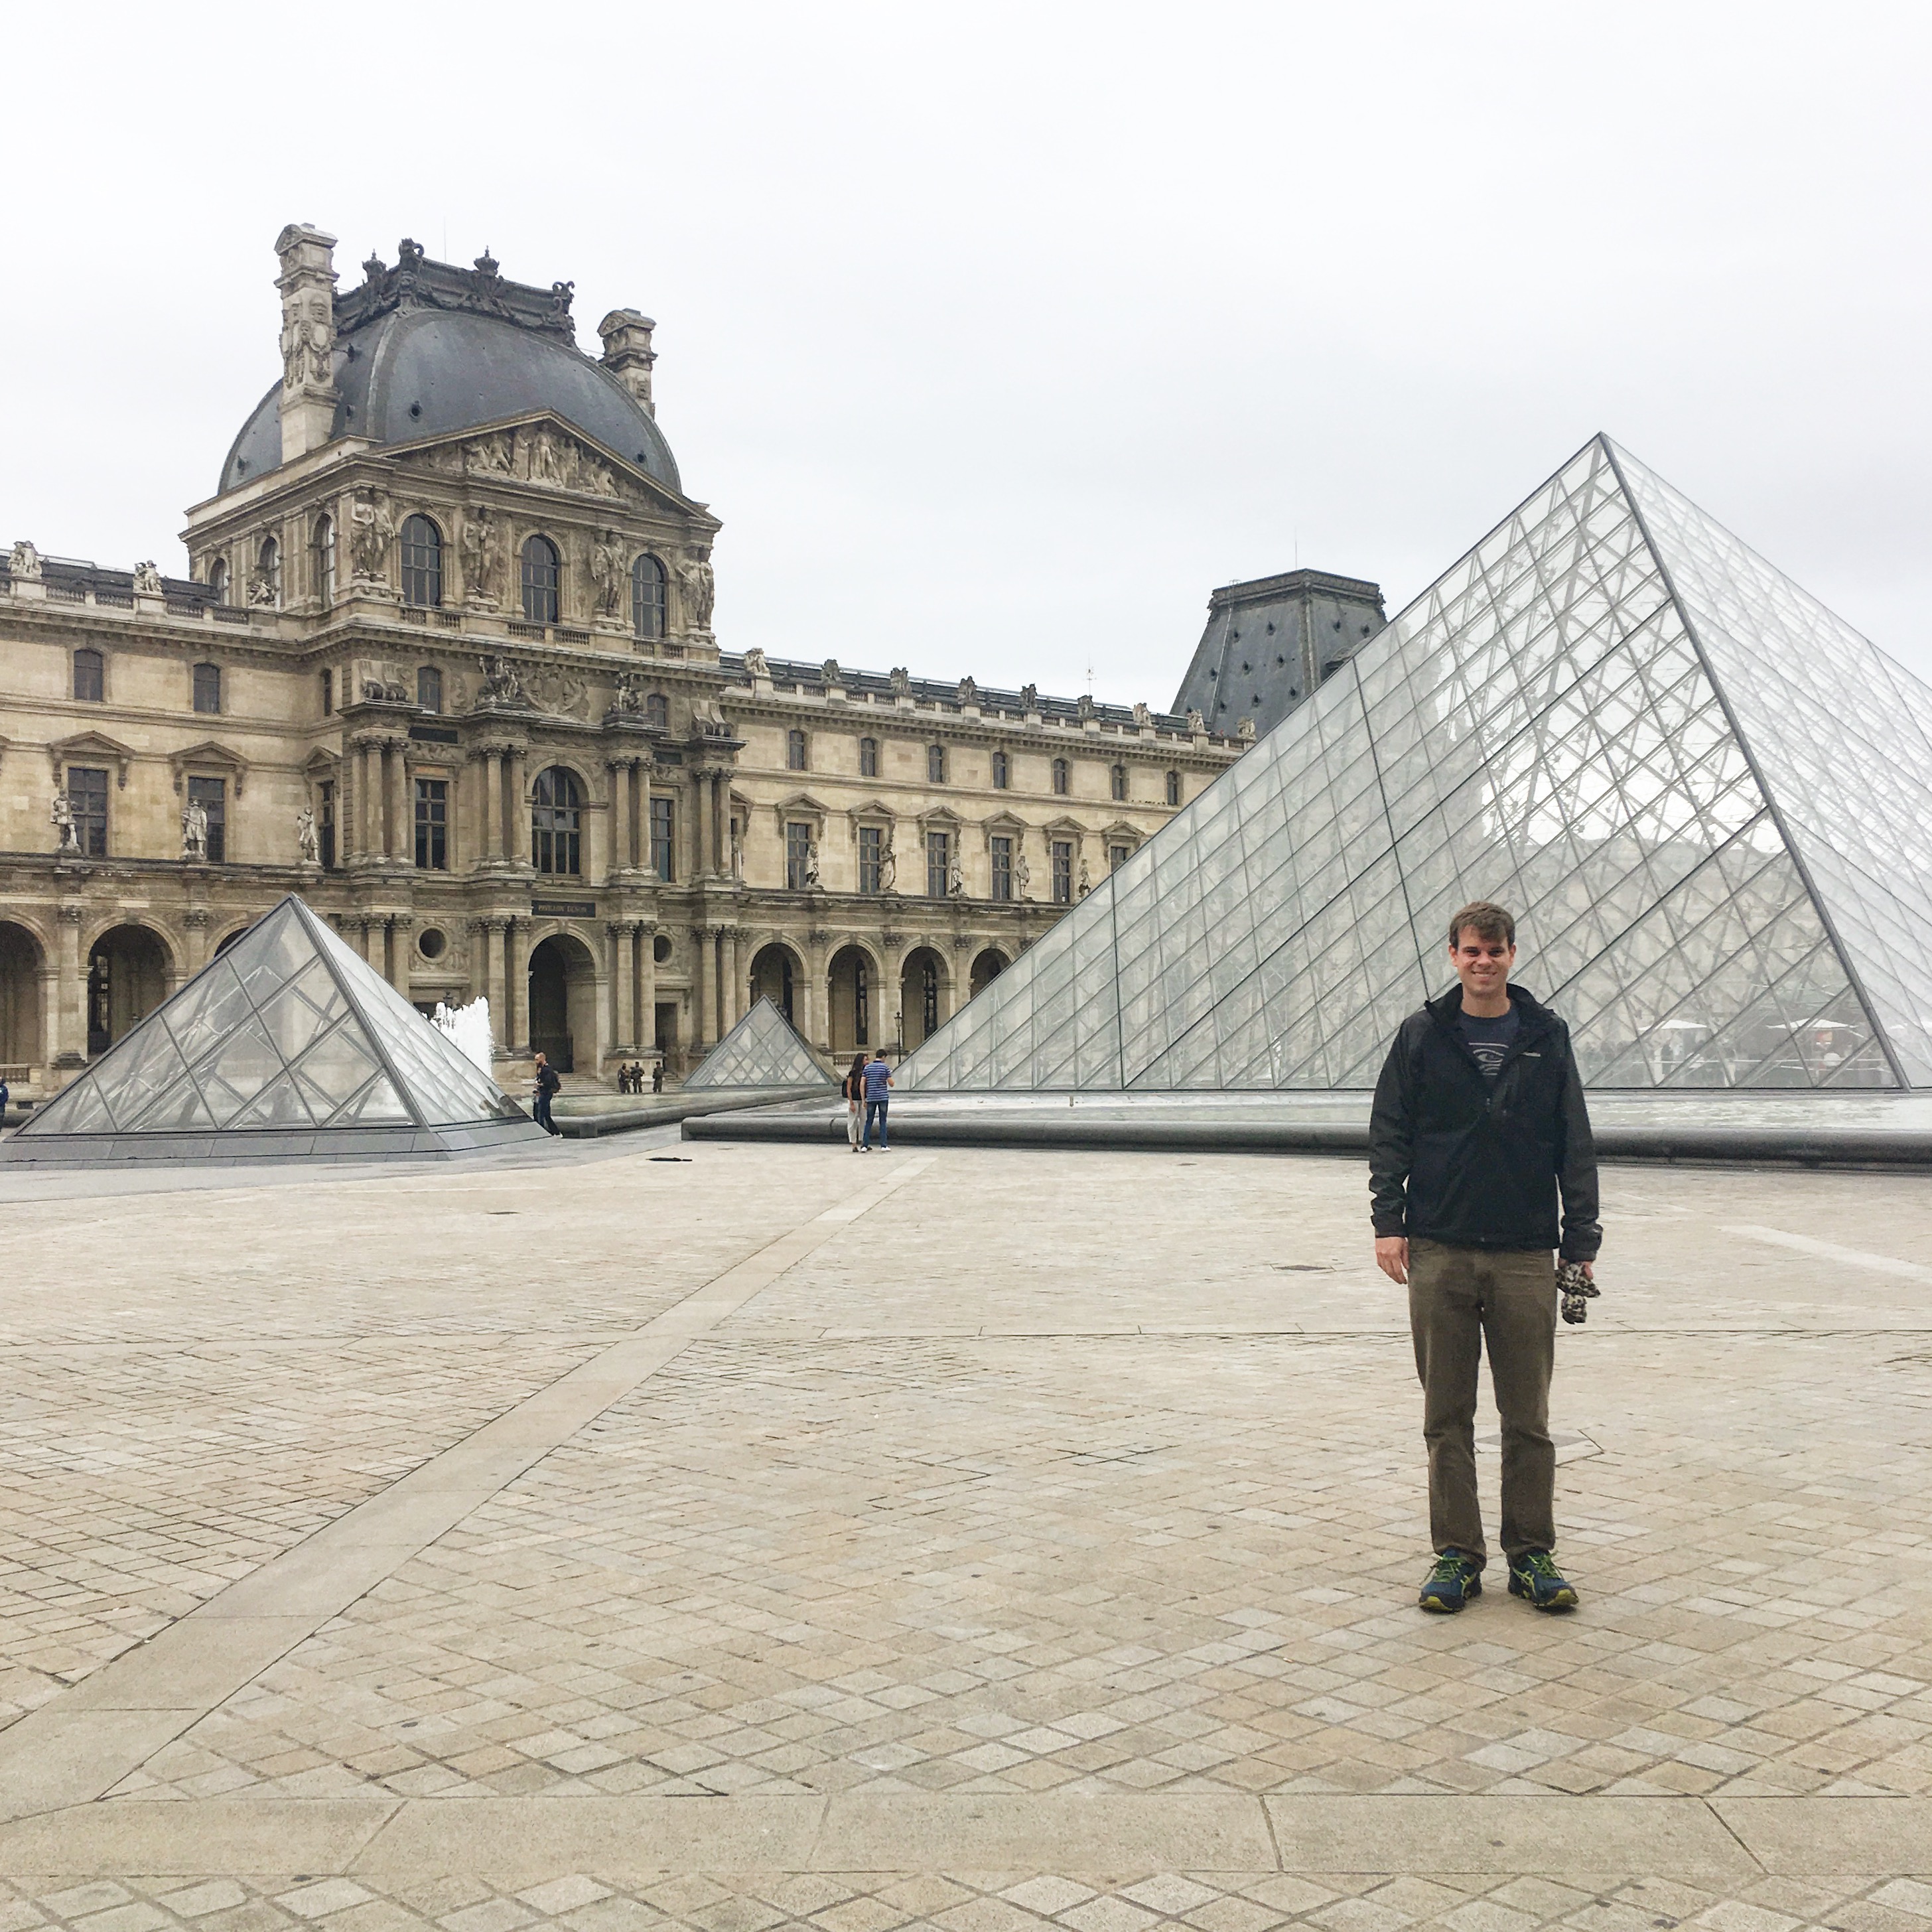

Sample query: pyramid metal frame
[901,435,1932,1093]
[6,894,545,1164]
[683,997,833,1091]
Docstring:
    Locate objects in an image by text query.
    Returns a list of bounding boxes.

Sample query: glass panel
[687,999,829,1090]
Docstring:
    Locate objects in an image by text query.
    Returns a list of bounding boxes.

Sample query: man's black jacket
[1369,983,1602,1262]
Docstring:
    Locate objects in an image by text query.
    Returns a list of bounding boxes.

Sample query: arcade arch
[86,924,172,1057]
[0,923,45,1072]
[527,930,599,1074]
[826,943,881,1058]
[748,941,802,1024]
[899,945,950,1052]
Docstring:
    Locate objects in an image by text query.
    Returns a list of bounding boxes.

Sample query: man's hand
[1375,1235,1410,1284]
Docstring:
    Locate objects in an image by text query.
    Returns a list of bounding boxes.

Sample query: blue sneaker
[1507,1549,1579,1612]
[1419,1549,1482,1614]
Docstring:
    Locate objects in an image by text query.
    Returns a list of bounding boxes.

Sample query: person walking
[860,1049,894,1151]
[842,1053,867,1153]
[531,1051,562,1136]
[1369,901,1600,1616]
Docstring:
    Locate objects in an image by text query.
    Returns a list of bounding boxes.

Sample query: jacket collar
[1425,981,1556,1044]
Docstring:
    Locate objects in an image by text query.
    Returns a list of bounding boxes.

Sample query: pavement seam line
[1723,1223,1932,1280]
[1700,1796,1769,1875]
[0,1154,935,1824]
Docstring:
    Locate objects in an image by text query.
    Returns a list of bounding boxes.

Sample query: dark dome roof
[220,305,681,497]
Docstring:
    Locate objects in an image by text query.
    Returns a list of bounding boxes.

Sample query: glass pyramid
[902,435,1932,1092]
[684,998,833,1091]
[10,895,541,1159]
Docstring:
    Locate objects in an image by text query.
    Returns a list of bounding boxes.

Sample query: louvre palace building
[0,225,1385,1091]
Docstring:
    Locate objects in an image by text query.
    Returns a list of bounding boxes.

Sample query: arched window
[631,553,666,640]
[400,515,443,608]
[1052,757,1069,796]
[73,648,104,703]
[860,736,879,778]
[991,750,1009,790]
[208,559,228,605]
[787,728,808,772]
[313,516,335,605]
[257,536,281,606]
[927,744,946,784]
[192,662,222,715]
[1110,763,1127,802]
[1166,768,1182,807]
[645,691,669,730]
[521,535,561,625]
[417,665,443,713]
[531,766,583,874]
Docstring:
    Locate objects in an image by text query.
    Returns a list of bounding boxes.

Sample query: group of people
[616,1061,661,1096]
[841,1050,894,1151]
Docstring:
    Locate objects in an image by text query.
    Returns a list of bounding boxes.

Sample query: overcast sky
[5,3,1928,707]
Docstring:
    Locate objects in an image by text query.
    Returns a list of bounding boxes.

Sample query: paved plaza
[0,1133,1926,1925]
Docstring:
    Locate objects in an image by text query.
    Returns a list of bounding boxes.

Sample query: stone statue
[50,789,78,855]
[889,666,911,699]
[1186,709,1206,735]
[460,508,496,603]
[1077,693,1097,723]
[1014,849,1032,900]
[590,528,625,617]
[181,797,209,864]
[350,492,394,581]
[9,540,41,583]
[742,646,769,682]
[529,429,565,486]
[249,572,278,608]
[132,560,164,596]
[957,676,978,709]
[1077,857,1091,898]
[678,553,715,631]
[612,670,645,714]
[1132,701,1151,728]
[1237,716,1257,742]
[804,839,821,888]
[878,839,897,893]
[1019,683,1038,711]
[476,654,525,705]
[730,817,744,876]
[821,658,841,689]
[947,850,964,897]
[295,807,319,864]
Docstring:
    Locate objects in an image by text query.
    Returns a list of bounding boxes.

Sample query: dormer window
[208,559,228,605]
[314,516,335,605]
[631,553,666,640]
[401,515,443,608]
[521,535,560,625]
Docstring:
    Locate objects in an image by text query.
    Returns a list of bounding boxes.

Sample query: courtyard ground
[0,1131,1925,1927]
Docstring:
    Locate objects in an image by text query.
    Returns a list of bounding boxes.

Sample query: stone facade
[0,229,1245,1091]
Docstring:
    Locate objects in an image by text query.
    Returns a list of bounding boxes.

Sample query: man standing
[1370,902,1600,1615]
[531,1052,561,1136]
[861,1049,894,1151]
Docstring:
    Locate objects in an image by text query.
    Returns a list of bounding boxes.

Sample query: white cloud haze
[5,1,1929,705]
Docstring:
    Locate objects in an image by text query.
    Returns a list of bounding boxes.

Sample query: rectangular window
[1052,839,1073,904]
[320,668,333,715]
[858,824,882,894]
[189,776,226,864]
[926,830,950,898]
[786,820,813,890]
[991,835,1012,901]
[859,736,878,778]
[787,728,808,772]
[1109,842,1131,871]
[68,766,108,858]
[74,650,104,703]
[415,778,448,870]
[319,782,336,869]
[650,795,675,881]
[192,662,222,715]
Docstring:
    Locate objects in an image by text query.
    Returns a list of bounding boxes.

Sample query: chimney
[275,224,340,464]
[598,309,657,417]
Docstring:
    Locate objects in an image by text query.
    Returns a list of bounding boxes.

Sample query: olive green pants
[1407,1239,1557,1564]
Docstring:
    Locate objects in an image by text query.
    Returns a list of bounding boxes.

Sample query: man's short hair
[1448,900,1515,950]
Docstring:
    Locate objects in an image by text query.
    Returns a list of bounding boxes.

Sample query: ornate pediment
[170,740,251,797]
[391,414,692,514]
[48,730,137,788]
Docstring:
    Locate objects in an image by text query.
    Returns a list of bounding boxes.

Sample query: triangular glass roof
[683,998,832,1090]
[902,435,1930,1091]
[17,895,530,1141]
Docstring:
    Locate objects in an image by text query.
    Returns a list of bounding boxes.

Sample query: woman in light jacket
[842,1054,867,1152]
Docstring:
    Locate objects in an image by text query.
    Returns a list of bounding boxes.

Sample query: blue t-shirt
[1459,1006,1520,1081]
[862,1061,892,1101]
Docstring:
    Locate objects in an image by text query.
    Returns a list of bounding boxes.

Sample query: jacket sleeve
[1553,1028,1602,1263]
[1368,1026,1416,1238]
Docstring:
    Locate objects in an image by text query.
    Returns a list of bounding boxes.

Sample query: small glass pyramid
[684,998,832,1091]
[902,435,1932,1092]
[9,895,544,1162]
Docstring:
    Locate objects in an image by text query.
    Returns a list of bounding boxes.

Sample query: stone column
[351,742,371,861]
[608,764,630,879]
[723,927,743,1033]
[389,913,414,995]
[693,924,715,1049]
[480,918,505,1040]
[638,923,657,1059]
[54,905,84,1068]
[183,907,212,977]
[38,965,60,1076]
[506,917,529,1053]
[387,742,409,863]
[480,749,501,865]
[803,930,827,1054]
[628,760,645,870]
[510,749,531,868]
[608,921,634,1054]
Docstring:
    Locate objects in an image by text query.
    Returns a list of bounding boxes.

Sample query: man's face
[1449,929,1515,1000]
